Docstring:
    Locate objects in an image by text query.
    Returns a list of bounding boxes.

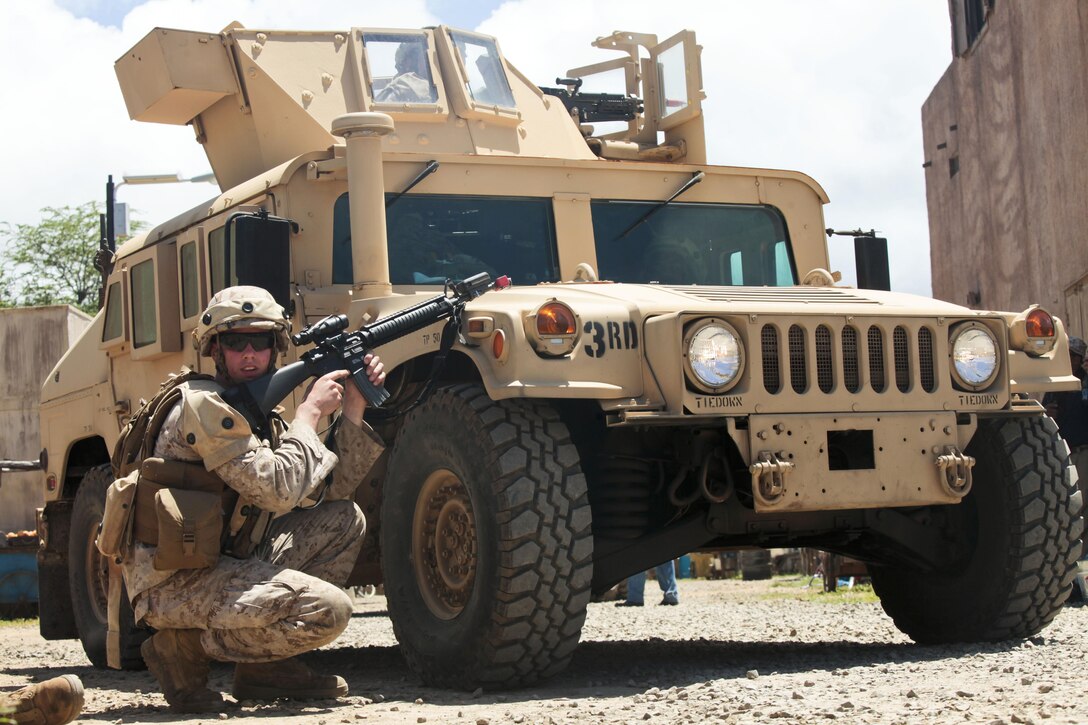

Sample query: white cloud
[0,0,950,297]
[480,0,951,295]
[0,1,438,234]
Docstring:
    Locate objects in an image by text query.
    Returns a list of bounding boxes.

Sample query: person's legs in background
[655,561,679,605]
[618,570,647,606]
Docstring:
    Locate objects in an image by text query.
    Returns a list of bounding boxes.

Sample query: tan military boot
[141,628,229,713]
[232,657,348,701]
[0,674,84,725]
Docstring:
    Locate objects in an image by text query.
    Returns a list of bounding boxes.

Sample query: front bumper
[745,411,977,513]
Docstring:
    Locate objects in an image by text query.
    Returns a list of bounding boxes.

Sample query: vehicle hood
[514,282,987,318]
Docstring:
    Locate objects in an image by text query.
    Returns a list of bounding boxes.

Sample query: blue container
[0,548,38,606]
[678,555,692,579]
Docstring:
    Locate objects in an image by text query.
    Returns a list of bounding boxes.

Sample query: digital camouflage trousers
[136,499,365,663]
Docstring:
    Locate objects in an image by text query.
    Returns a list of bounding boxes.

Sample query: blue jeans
[626,561,679,604]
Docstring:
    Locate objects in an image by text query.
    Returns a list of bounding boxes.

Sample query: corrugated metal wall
[0,306,91,533]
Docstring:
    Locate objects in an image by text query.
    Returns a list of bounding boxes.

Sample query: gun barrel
[358,297,456,348]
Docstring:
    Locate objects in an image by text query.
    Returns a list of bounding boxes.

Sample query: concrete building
[921,0,1088,335]
[0,306,91,533]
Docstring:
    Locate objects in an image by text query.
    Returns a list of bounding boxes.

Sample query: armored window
[656,41,689,120]
[728,252,743,285]
[180,241,199,319]
[774,241,794,286]
[591,201,795,286]
[208,226,231,294]
[102,281,123,342]
[362,32,438,105]
[209,218,277,296]
[449,31,514,108]
[333,193,560,286]
[131,259,157,348]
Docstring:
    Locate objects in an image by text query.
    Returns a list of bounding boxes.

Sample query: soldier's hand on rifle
[343,354,385,424]
[297,370,351,428]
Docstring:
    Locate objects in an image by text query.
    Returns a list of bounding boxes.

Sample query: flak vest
[99,370,278,667]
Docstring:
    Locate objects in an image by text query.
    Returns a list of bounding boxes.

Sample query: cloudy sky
[1,0,952,296]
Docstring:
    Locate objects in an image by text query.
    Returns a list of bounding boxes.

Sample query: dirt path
[3,577,1086,724]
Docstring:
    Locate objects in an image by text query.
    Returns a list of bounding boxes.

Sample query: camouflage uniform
[121,377,384,663]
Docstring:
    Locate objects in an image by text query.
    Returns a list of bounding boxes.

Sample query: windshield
[333,193,559,286]
[591,201,795,286]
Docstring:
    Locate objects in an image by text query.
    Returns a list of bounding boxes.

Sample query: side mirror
[854,236,890,291]
[226,212,294,310]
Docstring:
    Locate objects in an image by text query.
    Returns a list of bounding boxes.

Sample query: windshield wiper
[616,171,705,240]
[386,160,440,209]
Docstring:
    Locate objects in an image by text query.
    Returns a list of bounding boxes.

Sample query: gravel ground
[2,577,1086,724]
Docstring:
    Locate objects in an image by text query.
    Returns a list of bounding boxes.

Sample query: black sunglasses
[217,332,276,352]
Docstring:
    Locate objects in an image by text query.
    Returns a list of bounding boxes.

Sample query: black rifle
[223,273,507,431]
[539,77,643,124]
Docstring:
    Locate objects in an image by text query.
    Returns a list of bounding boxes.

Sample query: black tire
[740,549,772,581]
[870,416,1083,643]
[69,464,148,669]
[381,384,593,689]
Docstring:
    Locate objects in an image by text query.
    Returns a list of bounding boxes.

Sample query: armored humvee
[34,22,1083,689]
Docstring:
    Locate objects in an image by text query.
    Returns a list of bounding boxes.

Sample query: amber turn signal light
[1009,305,1058,356]
[536,303,577,336]
[1025,308,1055,338]
[524,300,580,357]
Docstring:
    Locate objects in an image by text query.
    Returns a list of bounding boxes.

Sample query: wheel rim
[412,468,478,620]
[84,527,109,624]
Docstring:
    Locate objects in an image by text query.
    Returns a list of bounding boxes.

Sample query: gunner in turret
[376,40,437,103]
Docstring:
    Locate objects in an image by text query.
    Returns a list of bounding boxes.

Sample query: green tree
[2,202,106,313]
[0,264,14,309]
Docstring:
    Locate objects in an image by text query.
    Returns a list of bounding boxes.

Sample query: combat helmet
[194,286,291,356]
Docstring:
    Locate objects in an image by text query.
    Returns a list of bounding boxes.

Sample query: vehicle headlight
[950,324,999,390]
[684,319,744,393]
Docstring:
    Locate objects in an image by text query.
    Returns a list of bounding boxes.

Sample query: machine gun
[539,77,644,124]
[224,273,509,431]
